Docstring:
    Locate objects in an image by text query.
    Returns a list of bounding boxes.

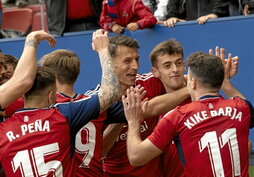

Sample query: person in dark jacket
[164,0,231,27]
[45,0,103,35]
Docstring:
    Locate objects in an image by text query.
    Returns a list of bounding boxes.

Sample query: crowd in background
[0,0,254,37]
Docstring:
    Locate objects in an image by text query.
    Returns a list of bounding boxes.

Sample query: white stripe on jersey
[135,72,155,81]
[85,84,101,96]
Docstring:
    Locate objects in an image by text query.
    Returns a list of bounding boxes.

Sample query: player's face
[152,54,186,92]
[113,46,139,90]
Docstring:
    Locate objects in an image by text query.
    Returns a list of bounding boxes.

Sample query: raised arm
[0,30,56,109]
[220,53,245,99]
[144,87,189,118]
[92,29,120,113]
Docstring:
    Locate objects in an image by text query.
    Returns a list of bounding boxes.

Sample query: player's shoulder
[136,72,155,81]
[85,84,101,96]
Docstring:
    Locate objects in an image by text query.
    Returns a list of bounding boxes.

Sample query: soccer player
[103,38,190,177]
[124,52,254,177]
[0,29,121,176]
[0,30,56,109]
[40,48,128,177]
[40,35,188,177]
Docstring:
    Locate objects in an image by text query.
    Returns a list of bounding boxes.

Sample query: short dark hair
[4,54,18,69]
[25,66,56,98]
[109,36,140,58]
[187,52,224,89]
[40,49,80,84]
[150,39,183,67]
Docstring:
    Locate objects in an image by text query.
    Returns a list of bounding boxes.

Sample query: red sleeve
[148,111,177,151]
[99,0,116,31]
[5,98,24,118]
[133,0,157,29]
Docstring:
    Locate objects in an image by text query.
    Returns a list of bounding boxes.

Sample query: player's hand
[26,30,56,48]
[122,86,147,124]
[197,14,217,24]
[209,46,239,79]
[112,24,124,34]
[92,29,109,53]
[164,17,185,27]
[127,23,139,32]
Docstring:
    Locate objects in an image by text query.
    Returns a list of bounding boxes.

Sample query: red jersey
[4,97,24,119]
[100,0,157,31]
[160,98,191,177]
[56,92,125,177]
[0,94,100,176]
[148,95,254,177]
[103,72,165,177]
[67,0,95,20]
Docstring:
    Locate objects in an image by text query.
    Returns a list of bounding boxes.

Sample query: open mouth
[127,74,136,77]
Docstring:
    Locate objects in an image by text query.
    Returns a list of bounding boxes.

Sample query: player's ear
[48,89,56,105]
[151,67,160,78]
[191,77,196,90]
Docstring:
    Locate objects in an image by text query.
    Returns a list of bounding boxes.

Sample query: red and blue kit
[0,94,100,176]
[148,95,254,177]
[56,92,125,177]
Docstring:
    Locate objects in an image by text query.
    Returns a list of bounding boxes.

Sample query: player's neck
[193,88,219,101]
[165,81,186,93]
[121,84,132,96]
[56,82,76,97]
[24,97,51,109]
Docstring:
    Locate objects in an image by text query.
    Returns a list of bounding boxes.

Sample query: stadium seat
[31,11,48,32]
[2,8,33,34]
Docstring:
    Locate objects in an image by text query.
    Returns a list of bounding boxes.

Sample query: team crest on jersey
[24,116,29,122]
[208,103,214,109]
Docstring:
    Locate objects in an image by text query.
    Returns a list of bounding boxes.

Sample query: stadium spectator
[142,0,169,21]
[242,0,254,15]
[45,0,102,35]
[164,0,231,27]
[124,51,253,176]
[0,29,121,176]
[100,0,157,34]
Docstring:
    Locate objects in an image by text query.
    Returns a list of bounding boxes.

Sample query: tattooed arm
[0,30,56,109]
[92,29,120,113]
